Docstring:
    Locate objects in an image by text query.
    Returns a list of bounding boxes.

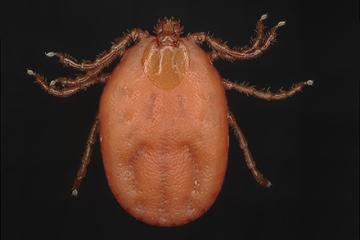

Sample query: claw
[71,189,78,197]
[305,80,314,86]
[260,13,268,21]
[45,52,56,57]
[277,21,286,27]
[26,69,35,76]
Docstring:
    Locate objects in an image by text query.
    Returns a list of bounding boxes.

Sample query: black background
[1,0,359,239]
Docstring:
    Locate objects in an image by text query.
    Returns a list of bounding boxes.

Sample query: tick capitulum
[27,16,313,227]
[154,18,183,47]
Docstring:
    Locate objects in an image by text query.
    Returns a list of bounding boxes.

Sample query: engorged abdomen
[103,136,226,226]
[99,94,228,226]
[98,37,229,226]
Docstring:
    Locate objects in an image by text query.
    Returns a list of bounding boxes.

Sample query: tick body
[28,16,313,227]
[100,38,228,226]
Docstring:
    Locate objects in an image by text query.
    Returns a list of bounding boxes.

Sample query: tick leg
[228,112,271,188]
[28,29,147,97]
[27,69,109,97]
[50,72,110,88]
[188,14,285,61]
[45,29,148,71]
[239,13,268,54]
[71,116,99,196]
[223,79,314,101]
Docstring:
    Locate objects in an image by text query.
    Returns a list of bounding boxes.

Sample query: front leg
[238,13,267,54]
[45,29,148,71]
[223,79,314,101]
[188,15,285,61]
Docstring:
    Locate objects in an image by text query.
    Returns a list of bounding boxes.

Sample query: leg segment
[223,79,314,101]
[49,72,110,88]
[27,69,109,97]
[241,13,267,54]
[228,112,271,188]
[71,116,99,196]
[188,14,285,61]
[45,29,148,71]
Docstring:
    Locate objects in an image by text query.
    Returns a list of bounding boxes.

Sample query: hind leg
[228,112,271,187]
[71,116,99,196]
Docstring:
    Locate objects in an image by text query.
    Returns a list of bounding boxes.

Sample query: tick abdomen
[112,140,211,226]
[99,37,228,226]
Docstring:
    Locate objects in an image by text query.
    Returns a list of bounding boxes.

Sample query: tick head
[154,17,183,47]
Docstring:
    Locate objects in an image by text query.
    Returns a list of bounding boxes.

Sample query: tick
[27,16,313,227]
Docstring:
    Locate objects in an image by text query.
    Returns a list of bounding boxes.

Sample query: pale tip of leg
[260,13,268,20]
[71,189,78,197]
[45,51,55,57]
[266,181,272,188]
[26,69,35,76]
[305,80,314,86]
[50,80,56,87]
[277,21,286,27]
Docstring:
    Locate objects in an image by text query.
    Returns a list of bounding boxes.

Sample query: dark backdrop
[1,0,359,239]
